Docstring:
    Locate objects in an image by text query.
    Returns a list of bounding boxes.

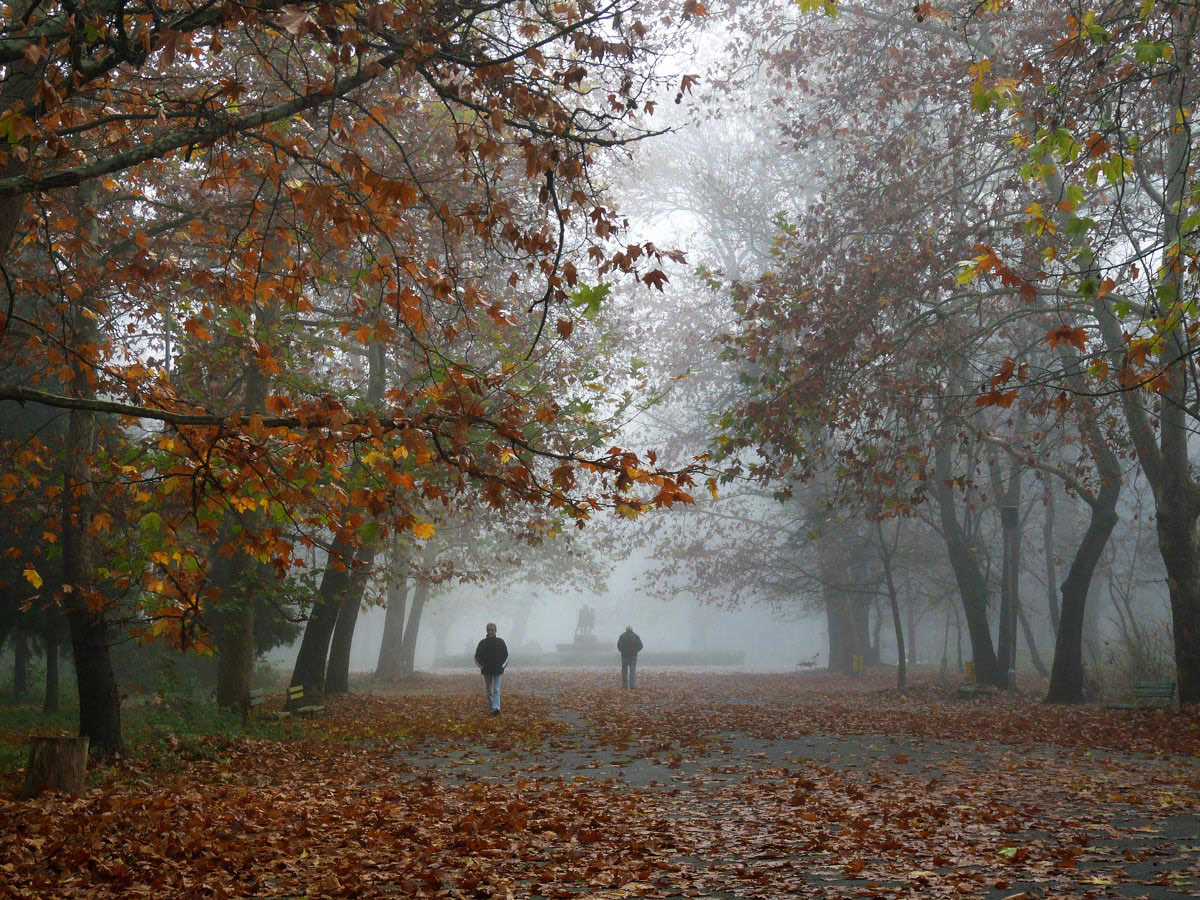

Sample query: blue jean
[484,673,503,711]
[621,657,637,689]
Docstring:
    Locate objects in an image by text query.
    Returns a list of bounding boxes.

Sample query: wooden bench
[283,684,326,717]
[247,688,266,712]
[1105,680,1176,711]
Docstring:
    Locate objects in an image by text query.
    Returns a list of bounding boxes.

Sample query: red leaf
[643,269,669,291]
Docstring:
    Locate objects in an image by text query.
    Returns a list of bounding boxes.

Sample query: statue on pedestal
[575,604,595,641]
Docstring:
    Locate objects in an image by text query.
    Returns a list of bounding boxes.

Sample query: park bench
[247,688,265,715]
[282,684,326,718]
[1105,680,1176,711]
[956,682,994,699]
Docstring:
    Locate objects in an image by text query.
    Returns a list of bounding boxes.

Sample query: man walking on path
[474,623,509,715]
[617,626,643,690]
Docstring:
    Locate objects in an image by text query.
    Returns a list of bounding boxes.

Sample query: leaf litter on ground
[1,669,1197,899]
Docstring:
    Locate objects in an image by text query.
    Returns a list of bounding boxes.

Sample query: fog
[274,547,826,676]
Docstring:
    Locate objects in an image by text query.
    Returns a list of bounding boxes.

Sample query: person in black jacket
[474,622,509,715]
[617,626,643,690]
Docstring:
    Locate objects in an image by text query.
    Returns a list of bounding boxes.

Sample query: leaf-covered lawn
[2,670,1197,899]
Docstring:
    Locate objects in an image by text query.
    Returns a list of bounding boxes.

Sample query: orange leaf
[1045,326,1088,351]
[265,394,292,414]
[977,389,1018,408]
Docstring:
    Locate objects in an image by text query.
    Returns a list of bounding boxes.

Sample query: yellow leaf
[412,522,436,540]
[23,566,43,589]
[706,477,719,500]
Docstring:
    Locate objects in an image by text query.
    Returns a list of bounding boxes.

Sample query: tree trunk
[906,593,918,668]
[825,593,857,674]
[933,439,1002,686]
[21,736,89,798]
[13,633,29,701]
[324,342,386,694]
[399,584,427,676]
[290,537,357,700]
[954,602,964,673]
[939,605,951,681]
[875,520,906,689]
[61,184,123,758]
[63,405,123,757]
[1043,489,1061,635]
[0,0,36,265]
[211,298,275,717]
[1085,112,1197,703]
[398,543,439,675]
[997,503,1020,688]
[1155,496,1200,704]
[867,596,882,666]
[210,550,258,717]
[325,559,373,694]
[42,629,59,714]
[375,564,409,682]
[1016,600,1049,679]
[1044,344,1123,702]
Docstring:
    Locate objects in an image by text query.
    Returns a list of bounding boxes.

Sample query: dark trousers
[621,656,637,689]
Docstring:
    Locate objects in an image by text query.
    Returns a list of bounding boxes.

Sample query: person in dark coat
[474,622,509,715]
[617,626,643,690]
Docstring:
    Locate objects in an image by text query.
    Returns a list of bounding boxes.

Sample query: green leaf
[569,282,612,319]
[1180,211,1200,234]
[1133,40,1171,64]
[1064,215,1097,238]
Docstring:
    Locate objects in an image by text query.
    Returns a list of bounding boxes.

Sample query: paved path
[386,674,1199,900]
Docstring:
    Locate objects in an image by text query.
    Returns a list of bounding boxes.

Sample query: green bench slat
[1106,681,1175,710]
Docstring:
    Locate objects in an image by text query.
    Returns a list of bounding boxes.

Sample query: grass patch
[121,694,297,772]
[0,691,301,794]
[0,703,77,785]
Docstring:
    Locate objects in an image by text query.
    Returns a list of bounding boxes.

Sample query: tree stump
[21,736,89,799]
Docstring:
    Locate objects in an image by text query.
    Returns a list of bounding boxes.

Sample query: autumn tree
[0,0,703,756]
[688,0,1146,699]
[965,0,1200,701]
